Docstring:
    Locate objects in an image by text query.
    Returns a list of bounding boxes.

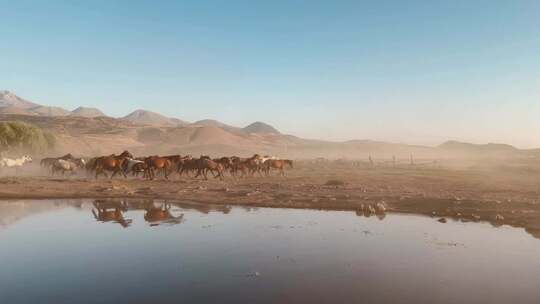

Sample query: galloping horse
[0,155,33,174]
[263,159,293,176]
[177,156,198,177]
[93,151,133,179]
[194,156,224,180]
[144,156,172,180]
[51,159,85,176]
[122,158,147,177]
[40,153,76,169]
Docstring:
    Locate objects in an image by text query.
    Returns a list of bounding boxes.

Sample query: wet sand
[1,162,540,237]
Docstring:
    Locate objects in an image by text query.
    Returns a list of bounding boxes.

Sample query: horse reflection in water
[143,201,184,226]
[92,200,133,228]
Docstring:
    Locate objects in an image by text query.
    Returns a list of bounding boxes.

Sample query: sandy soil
[1,161,540,237]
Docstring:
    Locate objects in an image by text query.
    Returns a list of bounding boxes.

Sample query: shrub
[0,121,56,154]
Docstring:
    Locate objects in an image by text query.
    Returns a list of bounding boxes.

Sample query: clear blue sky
[1,0,539,147]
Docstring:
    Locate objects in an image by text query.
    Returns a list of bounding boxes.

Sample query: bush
[0,121,56,154]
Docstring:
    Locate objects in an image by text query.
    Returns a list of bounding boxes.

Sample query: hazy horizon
[2,1,539,148]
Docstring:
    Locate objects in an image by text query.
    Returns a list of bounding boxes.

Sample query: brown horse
[177,156,198,177]
[144,156,172,180]
[263,159,293,176]
[194,156,224,180]
[94,151,133,179]
[228,154,261,178]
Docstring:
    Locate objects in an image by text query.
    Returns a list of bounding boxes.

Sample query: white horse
[51,159,79,176]
[0,155,33,174]
[123,158,146,176]
[0,155,33,168]
[259,155,279,165]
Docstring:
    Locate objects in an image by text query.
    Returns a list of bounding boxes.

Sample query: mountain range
[0,90,280,132]
[0,90,533,159]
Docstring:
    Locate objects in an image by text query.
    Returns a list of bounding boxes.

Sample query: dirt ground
[1,160,540,238]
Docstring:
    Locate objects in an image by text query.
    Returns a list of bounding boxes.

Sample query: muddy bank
[1,164,540,238]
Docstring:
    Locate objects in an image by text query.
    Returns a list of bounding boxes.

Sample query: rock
[437,218,447,223]
[495,214,504,221]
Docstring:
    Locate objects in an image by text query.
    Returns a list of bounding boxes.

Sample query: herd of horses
[38,151,294,180]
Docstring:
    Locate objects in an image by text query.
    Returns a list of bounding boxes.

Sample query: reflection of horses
[144,202,184,226]
[91,200,132,228]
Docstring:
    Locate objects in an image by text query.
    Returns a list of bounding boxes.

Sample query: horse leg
[163,168,169,180]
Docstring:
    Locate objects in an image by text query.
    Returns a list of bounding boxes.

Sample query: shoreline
[1,168,539,238]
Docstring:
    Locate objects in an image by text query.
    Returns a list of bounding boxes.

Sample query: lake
[1,199,539,304]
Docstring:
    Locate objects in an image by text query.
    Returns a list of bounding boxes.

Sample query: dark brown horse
[194,156,224,180]
[177,156,198,177]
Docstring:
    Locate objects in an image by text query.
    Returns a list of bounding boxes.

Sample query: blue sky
[1,0,539,147]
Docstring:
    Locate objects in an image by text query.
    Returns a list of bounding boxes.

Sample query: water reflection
[92,200,132,228]
[88,199,233,227]
[2,199,540,304]
[1,199,540,240]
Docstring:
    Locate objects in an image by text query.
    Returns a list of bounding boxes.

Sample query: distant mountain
[28,105,71,116]
[0,90,40,109]
[243,121,280,134]
[121,109,188,127]
[0,105,35,115]
[192,119,240,132]
[438,140,517,152]
[71,106,106,118]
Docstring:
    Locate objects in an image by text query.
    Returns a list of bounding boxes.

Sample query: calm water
[1,199,539,304]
